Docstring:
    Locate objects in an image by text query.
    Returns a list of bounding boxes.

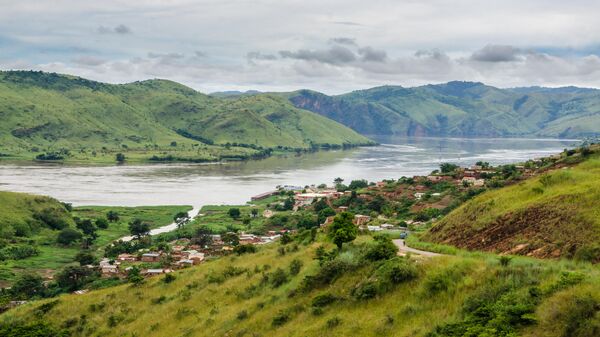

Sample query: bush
[270,268,288,288]
[163,273,176,284]
[35,208,69,230]
[233,244,257,255]
[272,311,290,327]
[289,259,303,276]
[301,259,349,291]
[57,228,82,245]
[326,316,342,329]
[574,245,600,263]
[377,257,418,285]
[364,236,398,261]
[353,281,378,300]
[95,218,109,229]
[237,310,248,320]
[0,245,39,261]
[311,293,338,308]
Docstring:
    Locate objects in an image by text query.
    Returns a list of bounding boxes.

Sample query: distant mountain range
[287,81,600,138]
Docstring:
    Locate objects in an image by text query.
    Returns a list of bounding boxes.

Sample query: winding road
[393,239,443,257]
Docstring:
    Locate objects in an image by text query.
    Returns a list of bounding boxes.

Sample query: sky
[1,0,600,94]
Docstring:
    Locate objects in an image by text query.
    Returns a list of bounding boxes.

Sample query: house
[427,175,443,182]
[473,179,485,187]
[101,264,119,275]
[338,206,349,212]
[367,225,383,232]
[175,259,195,267]
[321,216,335,227]
[295,192,328,205]
[381,223,395,229]
[144,269,171,276]
[414,192,425,200]
[354,214,371,226]
[376,181,386,187]
[141,252,161,262]
[461,177,477,185]
[117,254,137,262]
[262,209,274,218]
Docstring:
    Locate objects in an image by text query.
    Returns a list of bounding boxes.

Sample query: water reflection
[0,137,578,206]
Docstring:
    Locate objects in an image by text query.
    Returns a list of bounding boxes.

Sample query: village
[97,158,547,280]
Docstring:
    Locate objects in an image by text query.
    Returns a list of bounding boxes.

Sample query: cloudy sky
[2,0,600,94]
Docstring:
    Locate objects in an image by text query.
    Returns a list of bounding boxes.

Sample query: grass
[425,153,600,260]
[2,233,599,337]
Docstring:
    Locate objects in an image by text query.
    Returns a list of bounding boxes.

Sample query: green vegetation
[426,147,600,261]
[0,71,372,163]
[289,82,600,138]
[2,233,599,337]
[0,191,191,285]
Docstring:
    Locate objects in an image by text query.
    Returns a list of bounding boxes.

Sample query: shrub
[364,236,398,261]
[163,273,176,284]
[289,259,303,276]
[0,245,39,261]
[498,256,513,267]
[95,218,109,229]
[233,244,257,255]
[57,228,82,245]
[301,259,349,291]
[376,257,418,286]
[311,293,338,308]
[574,245,600,263]
[236,310,248,320]
[326,316,341,329]
[270,268,288,288]
[353,281,378,300]
[35,208,69,230]
[272,311,290,327]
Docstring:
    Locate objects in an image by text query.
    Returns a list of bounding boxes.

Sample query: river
[0,137,579,207]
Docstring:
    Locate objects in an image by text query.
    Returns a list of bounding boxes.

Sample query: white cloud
[1,0,600,93]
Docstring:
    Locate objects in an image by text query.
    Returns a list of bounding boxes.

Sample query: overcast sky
[2,0,600,94]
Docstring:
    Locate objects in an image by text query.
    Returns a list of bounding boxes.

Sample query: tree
[74,250,97,266]
[365,235,398,261]
[57,228,83,245]
[128,219,150,239]
[334,177,344,185]
[192,227,213,247]
[328,212,358,250]
[228,208,241,219]
[348,179,368,190]
[115,153,126,163]
[76,219,98,246]
[221,232,240,246]
[56,265,94,291]
[127,266,144,284]
[440,163,459,174]
[95,217,109,229]
[11,273,46,299]
[251,208,259,218]
[106,211,120,222]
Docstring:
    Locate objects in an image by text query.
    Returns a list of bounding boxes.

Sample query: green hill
[0,71,372,163]
[288,82,600,138]
[424,146,600,262]
[2,234,600,337]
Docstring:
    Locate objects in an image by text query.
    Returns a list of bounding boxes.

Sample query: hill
[288,82,600,138]
[2,233,600,337]
[424,146,600,261]
[0,71,372,163]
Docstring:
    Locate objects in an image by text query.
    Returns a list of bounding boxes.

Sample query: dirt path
[393,239,443,257]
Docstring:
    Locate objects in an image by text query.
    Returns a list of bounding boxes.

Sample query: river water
[0,137,578,207]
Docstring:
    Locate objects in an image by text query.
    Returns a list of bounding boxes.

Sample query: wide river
[0,137,579,207]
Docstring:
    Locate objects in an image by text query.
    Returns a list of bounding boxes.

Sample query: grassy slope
[2,235,599,337]
[425,153,600,260]
[0,71,371,162]
[0,190,191,284]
